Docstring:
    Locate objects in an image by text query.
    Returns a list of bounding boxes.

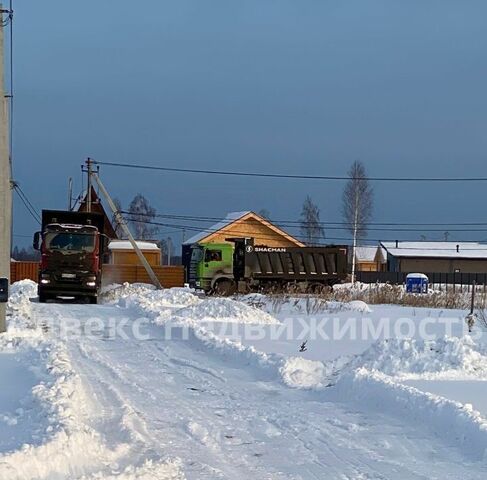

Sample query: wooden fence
[102,264,184,288]
[11,261,39,283]
[10,261,184,288]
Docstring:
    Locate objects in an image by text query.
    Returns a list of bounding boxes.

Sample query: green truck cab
[188,243,236,295]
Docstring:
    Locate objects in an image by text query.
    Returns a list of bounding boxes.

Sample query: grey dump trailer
[230,238,348,293]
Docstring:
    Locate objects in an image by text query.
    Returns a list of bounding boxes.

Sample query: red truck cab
[33,210,106,303]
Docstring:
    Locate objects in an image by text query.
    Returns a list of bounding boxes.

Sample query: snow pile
[170,297,279,325]
[188,325,281,375]
[103,283,202,316]
[110,286,279,325]
[352,336,487,379]
[241,294,372,315]
[346,300,372,313]
[280,357,329,389]
[124,288,202,315]
[8,279,38,303]
[81,459,185,479]
[100,282,157,304]
[329,367,487,461]
[7,280,38,326]
[327,300,372,313]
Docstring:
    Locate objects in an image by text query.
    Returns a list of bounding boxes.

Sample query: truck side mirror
[0,278,8,303]
[33,231,41,251]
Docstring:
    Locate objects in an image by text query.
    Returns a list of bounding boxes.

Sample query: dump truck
[187,242,234,295]
[187,239,348,295]
[33,210,106,303]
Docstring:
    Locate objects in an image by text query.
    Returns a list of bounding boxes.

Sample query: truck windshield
[45,232,96,253]
[191,247,203,262]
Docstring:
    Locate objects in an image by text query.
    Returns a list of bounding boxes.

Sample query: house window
[205,250,222,262]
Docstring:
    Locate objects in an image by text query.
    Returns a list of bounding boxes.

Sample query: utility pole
[90,171,163,289]
[67,177,73,210]
[86,158,92,212]
[0,6,12,333]
[351,183,359,284]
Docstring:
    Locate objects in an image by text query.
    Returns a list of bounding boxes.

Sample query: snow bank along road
[1,282,487,479]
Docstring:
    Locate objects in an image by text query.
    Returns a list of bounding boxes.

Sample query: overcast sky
[11,0,487,247]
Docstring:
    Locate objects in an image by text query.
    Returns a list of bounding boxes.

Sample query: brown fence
[102,264,184,288]
[11,261,39,283]
[10,261,184,288]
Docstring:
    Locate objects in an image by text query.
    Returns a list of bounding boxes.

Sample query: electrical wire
[121,216,487,248]
[93,159,487,183]
[119,210,487,233]
[14,185,41,225]
[15,184,38,217]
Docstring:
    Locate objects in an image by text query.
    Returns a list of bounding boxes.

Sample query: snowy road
[25,299,487,480]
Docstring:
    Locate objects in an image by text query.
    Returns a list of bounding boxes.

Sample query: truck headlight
[86,281,96,287]
[40,279,50,284]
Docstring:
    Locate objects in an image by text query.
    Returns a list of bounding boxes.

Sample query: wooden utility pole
[86,158,93,212]
[0,7,12,333]
[90,172,163,289]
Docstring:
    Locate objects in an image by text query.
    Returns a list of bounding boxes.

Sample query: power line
[120,210,487,233]
[15,184,38,217]
[122,216,487,248]
[13,185,40,225]
[93,159,487,183]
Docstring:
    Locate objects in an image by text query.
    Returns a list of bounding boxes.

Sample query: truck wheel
[214,279,236,296]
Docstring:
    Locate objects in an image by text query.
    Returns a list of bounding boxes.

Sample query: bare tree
[342,161,373,282]
[300,196,325,245]
[127,194,159,240]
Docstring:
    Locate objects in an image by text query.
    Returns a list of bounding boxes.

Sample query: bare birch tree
[127,194,159,240]
[342,161,373,282]
[300,196,325,245]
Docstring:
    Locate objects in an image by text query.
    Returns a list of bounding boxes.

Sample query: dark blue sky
[11,0,487,247]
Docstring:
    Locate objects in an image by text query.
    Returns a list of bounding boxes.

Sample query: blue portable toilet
[406,273,429,293]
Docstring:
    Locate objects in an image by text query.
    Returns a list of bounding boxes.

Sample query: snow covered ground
[1,281,487,478]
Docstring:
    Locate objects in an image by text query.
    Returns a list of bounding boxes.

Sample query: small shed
[108,240,161,266]
[354,246,387,272]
